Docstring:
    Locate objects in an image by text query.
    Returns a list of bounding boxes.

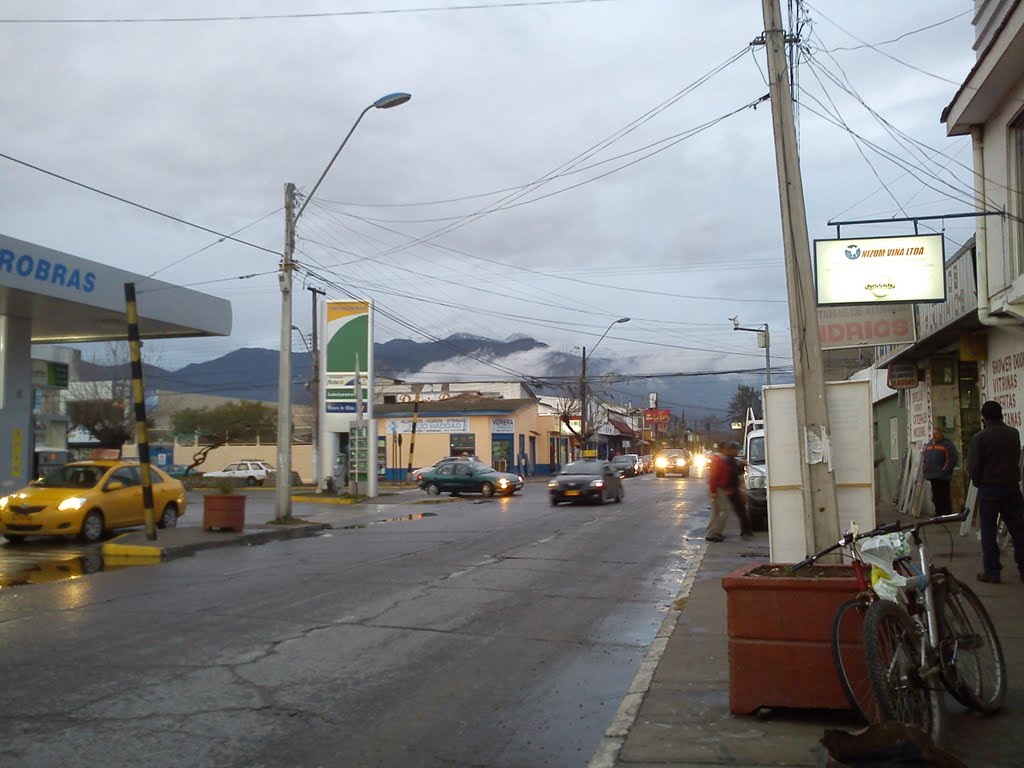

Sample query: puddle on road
[0,549,159,590]
[341,511,438,530]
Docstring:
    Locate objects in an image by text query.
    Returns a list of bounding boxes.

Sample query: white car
[203,460,276,486]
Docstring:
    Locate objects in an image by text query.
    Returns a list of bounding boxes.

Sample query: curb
[587,540,710,768]
[102,522,332,561]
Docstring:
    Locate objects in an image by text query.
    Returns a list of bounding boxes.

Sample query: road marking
[587,541,709,768]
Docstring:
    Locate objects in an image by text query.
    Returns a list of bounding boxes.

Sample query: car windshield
[747,436,766,465]
[562,461,600,475]
[35,464,104,489]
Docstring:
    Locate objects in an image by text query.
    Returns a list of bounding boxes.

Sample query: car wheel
[682,469,690,477]
[2,534,27,545]
[79,510,104,544]
[656,472,664,478]
[425,483,440,496]
[158,504,179,529]
[616,486,623,503]
[550,496,559,506]
[246,476,257,486]
[480,482,495,498]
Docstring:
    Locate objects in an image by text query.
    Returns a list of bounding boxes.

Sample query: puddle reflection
[341,511,438,530]
[0,548,159,589]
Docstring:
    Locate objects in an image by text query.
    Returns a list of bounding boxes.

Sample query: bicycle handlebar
[788,508,968,573]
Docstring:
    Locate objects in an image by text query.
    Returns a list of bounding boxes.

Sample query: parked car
[0,460,187,544]
[548,460,624,505]
[417,461,522,497]
[611,453,642,478]
[162,464,201,478]
[654,448,690,478]
[203,460,276,486]
[638,455,653,474]
[743,428,768,530]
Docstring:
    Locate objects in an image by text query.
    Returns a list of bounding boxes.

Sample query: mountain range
[77,334,783,428]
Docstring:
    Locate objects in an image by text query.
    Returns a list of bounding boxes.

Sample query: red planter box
[722,562,861,714]
[202,495,246,532]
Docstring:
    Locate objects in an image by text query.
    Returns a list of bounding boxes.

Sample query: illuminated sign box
[814,234,945,306]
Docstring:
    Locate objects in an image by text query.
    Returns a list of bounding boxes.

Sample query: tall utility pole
[276,182,296,521]
[761,0,838,553]
[309,286,326,491]
[579,347,588,456]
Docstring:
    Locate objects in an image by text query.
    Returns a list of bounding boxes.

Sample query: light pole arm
[294,104,374,224]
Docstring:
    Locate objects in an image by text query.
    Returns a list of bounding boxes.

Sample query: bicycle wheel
[938,574,1007,714]
[863,600,942,741]
[831,597,884,724]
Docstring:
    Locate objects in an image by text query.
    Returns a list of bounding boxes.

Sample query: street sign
[886,362,920,389]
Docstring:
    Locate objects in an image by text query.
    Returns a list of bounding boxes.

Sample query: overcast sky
[1,0,979,381]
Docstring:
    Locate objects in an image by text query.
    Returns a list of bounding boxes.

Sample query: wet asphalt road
[0,473,710,768]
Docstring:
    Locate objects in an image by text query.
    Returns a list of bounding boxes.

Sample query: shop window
[449,433,475,457]
[1010,111,1024,278]
[931,357,955,386]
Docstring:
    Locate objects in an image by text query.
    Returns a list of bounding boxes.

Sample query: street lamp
[276,92,411,521]
[730,316,771,387]
[580,317,630,457]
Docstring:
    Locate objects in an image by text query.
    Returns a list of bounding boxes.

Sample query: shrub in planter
[722,562,861,714]
[202,478,246,532]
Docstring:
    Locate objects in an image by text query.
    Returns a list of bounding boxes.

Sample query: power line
[824,8,972,52]
[0,0,617,24]
[146,208,283,278]
[0,151,282,257]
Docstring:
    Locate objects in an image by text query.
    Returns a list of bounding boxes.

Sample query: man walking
[967,400,1024,584]
[706,441,752,542]
[922,427,958,516]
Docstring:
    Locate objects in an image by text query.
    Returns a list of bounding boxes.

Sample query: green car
[417,461,524,497]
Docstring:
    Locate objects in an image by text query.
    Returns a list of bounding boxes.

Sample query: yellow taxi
[0,460,186,544]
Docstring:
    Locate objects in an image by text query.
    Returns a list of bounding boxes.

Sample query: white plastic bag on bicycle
[858,532,911,602]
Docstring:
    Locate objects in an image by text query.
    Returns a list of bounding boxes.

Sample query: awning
[882,314,986,366]
[608,418,638,438]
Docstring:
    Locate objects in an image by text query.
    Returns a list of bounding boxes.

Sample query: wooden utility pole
[761,0,838,553]
[579,347,588,456]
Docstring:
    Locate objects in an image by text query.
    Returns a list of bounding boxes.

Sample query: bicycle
[792,510,1006,742]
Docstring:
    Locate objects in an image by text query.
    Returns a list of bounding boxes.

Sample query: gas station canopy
[0,233,232,343]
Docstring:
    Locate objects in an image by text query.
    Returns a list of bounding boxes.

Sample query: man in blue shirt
[922,426,958,516]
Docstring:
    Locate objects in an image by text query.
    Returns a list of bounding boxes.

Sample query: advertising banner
[817,305,916,350]
[386,417,469,434]
[814,234,945,305]
[886,362,919,389]
[643,408,671,426]
[324,301,370,414]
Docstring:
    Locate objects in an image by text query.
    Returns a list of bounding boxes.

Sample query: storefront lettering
[986,350,1024,427]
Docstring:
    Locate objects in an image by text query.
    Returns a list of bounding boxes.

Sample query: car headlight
[589,479,605,488]
[547,481,556,488]
[58,497,88,511]
[498,478,509,488]
[0,496,8,510]
[655,457,667,468]
[748,476,767,489]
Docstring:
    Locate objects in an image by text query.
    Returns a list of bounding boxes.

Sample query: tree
[172,401,278,472]
[727,384,761,424]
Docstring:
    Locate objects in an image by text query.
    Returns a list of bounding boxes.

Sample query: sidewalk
[594,510,1024,768]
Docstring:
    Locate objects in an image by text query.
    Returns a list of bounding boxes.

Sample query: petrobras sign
[0,242,96,293]
[814,234,945,305]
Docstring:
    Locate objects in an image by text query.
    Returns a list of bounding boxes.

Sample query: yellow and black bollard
[124,282,157,541]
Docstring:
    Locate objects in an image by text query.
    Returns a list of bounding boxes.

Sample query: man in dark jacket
[922,427,958,516]
[966,400,1024,583]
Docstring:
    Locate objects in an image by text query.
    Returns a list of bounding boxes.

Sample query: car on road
[653,448,690,478]
[0,460,187,544]
[638,455,653,474]
[417,461,522,498]
[548,460,624,505]
[611,453,641,478]
[202,459,276,486]
[412,455,479,477]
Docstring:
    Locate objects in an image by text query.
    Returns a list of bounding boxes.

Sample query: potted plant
[202,478,246,532]
[722,561,861,714]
